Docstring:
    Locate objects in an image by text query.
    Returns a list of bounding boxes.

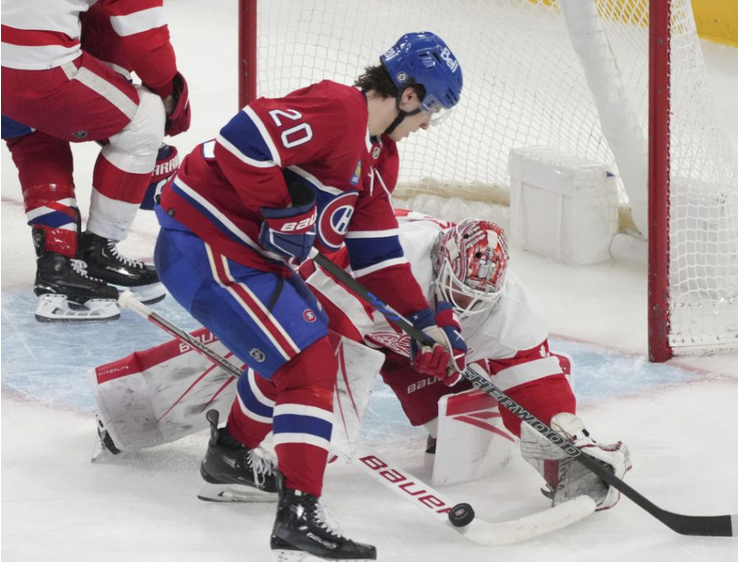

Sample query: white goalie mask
[431,219,509,317]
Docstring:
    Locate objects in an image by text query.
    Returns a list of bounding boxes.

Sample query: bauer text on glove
[258,184,317,265]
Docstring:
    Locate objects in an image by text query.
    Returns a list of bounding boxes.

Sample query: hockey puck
[448,502,475,527]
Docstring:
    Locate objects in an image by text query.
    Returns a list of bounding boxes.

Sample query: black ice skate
[78,231,166,305]
[271,485,377,561]
[197,409,279,503]
[34,246,120,322]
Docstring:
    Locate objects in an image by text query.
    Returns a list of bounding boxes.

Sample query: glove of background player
[259,182,317,265]
[164,72,191,136]
[410,302,467,386]
[140,144,179,210]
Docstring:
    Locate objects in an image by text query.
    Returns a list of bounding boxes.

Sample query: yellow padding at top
[693,0,738,47]
[530,1,737,46]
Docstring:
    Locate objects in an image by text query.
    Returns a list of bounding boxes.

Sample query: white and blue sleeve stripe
[345,234,407,278]
[218,107,281,167]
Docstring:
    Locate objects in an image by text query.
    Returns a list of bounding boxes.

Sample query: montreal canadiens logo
[318,191,359,250]
[303,309,316,322]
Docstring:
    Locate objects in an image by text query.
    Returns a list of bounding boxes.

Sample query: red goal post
[238,0,738,361]
[648,0,671,362]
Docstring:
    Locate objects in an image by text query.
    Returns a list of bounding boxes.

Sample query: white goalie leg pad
[520,412,632,510]
[36,294,120,322]
[89,327,238,451]
[90,329,382,455]
[329,336,385,459]
[431,388,516,486]
[260,335,383,462]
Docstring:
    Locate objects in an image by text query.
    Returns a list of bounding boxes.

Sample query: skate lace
[247,449,275,485]
[107,241,145,269]
[71,259,92,278]
[311,500,345,539]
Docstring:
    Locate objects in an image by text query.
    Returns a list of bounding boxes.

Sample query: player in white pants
[2,0,190,320]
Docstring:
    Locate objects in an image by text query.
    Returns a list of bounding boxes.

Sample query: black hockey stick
[312,252,736,538]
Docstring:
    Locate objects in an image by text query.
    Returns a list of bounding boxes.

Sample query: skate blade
[197,482,278,503]
[35,294,120,322]
[272,550,317,562]
[273,551,374,562]
[273,551,308,562]
[115,282,167,305]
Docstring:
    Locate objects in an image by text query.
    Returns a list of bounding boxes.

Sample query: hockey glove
[520,413,632,511]
[164,72,191,136]
[410,302,467,386]
[140,144,180,210]
[259,182,317,265]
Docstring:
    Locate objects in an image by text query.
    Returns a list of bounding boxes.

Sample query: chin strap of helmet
[384,86,422,136]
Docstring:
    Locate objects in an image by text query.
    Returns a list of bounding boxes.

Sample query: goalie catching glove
[410,301,467,386]
[520,412,632,511]
[259,178,317,265]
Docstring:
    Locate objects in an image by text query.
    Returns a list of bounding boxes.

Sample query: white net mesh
[249,0,738,352]
[665,4,738,350]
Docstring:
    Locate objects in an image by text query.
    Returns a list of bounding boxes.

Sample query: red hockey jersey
[160,80,429,317]
[2,0,177,96]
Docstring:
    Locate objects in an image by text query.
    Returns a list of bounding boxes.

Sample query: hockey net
[240,0,738,356]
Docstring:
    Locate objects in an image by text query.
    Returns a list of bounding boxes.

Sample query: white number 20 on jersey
[269,109,313,148]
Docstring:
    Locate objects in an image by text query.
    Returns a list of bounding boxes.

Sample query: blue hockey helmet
[380,31,463,112]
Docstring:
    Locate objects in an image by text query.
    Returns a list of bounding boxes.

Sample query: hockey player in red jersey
[1,0,191,321]
[302,212,632,512]
[153,31,463,560]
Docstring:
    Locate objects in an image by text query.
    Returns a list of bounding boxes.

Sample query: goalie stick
[117,290,596,545]
[312,252,737,538]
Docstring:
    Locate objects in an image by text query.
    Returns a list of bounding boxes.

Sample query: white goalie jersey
[302,211,576,486]
[304,212,565,395]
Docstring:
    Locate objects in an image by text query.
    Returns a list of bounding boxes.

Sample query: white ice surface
[2,2,738,561]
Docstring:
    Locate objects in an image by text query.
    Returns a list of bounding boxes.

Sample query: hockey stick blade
[312,254,738,538]
[458,496,596,546]
[355,447,596,545]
